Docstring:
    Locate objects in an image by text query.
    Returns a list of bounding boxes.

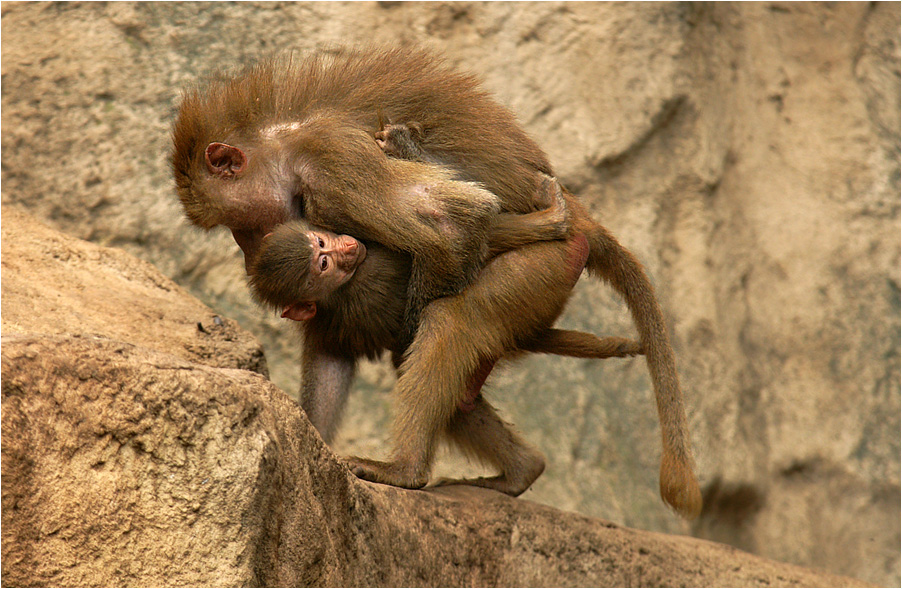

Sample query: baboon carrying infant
[249,168,643,495]
[172,47,702,518]
[247,161,642,358]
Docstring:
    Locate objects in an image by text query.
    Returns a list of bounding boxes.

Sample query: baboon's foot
[430,473,538,497]
[344,456,429,490]
[610,336,644,357]
[535,174,571,238]
[431,453,545,497]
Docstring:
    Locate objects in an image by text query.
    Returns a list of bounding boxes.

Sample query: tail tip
[660,457,703,520]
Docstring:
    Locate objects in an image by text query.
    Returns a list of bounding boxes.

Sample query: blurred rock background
[2,2,898,584]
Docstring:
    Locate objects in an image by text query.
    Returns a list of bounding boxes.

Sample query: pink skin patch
[459,359,495,413]
[566,233,589,286]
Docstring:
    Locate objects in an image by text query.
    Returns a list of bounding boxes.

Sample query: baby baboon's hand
[375,122,425,160]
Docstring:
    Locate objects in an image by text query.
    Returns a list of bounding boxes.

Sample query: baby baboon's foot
[344,456,429,490]
[612,337,644,357]
[534,174,571,239]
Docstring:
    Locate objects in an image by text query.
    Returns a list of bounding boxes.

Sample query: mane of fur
[171,46,552,226]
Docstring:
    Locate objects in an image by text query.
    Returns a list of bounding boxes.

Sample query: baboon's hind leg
[433,395,545,497]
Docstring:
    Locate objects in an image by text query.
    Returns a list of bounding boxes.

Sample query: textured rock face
[1,2,898,585]
[1,212,864,586]
[0,334,862,588]
[1,208,267,375]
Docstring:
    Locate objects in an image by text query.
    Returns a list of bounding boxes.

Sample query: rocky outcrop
[2,3,898,584]
[1,211,863,586]
[1,208,267,374]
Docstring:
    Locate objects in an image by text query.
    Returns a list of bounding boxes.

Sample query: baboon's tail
[565,191,703,519]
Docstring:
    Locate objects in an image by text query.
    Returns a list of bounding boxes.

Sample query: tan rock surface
[2,207,267,375]
[2,334,863,588]
[0,217,864,586]
[2,2,898,584]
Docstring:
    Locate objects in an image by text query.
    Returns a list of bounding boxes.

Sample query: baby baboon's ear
[281,301,317,321]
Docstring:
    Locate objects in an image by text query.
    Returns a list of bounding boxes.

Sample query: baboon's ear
[205,143,247,176]
[281,301,317,321]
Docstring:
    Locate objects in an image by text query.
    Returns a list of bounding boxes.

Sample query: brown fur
[171,47,702,518]
[249,216,641,365]
[375,120,702,517]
